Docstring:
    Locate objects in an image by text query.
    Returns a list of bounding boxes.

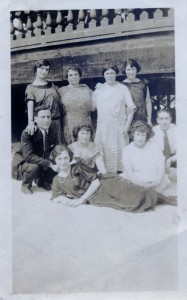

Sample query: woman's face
[104,68,117,85]
[125,64,137,81]
[133,130,147,148]
[67,69,80,86]
[78,129,91,145]
[36,65,50,80]
[55,150,70,170]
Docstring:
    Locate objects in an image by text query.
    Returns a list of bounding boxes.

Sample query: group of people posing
[12,58,177,213]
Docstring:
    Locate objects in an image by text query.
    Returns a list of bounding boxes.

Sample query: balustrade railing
[10,8,174,51]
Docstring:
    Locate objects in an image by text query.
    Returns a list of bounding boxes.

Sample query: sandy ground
[12,179,178,294]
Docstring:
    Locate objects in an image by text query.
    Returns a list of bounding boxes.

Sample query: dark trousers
[21,162,56,188]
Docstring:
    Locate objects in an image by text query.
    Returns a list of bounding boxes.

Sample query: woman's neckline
[58,167,71,178]
[133,141,148,149]
[77,141,90,148]
[68,84,81,88]
[31,81,50,87]
[105,81,118,87]
[123,78,140,83]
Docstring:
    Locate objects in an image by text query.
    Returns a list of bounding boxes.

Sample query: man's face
[35,109,52,131]
[156,111,172,131]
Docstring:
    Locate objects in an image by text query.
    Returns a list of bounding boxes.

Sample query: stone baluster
[65,10,73,32]
[45,11,52,35]
[168,8,174,18]
[90,9,97,19]
[13,12,24,38]
[101,9,109,26]
[140,10,149,21]
[154,9,164,19]
[89,10,97,28]
[114,9,122,25]
[16,16,24,39]
[34,12,44,36]
[77,9,85,30]
[25,15,33,38]
[55,10,63,33]
[126,10,135,22]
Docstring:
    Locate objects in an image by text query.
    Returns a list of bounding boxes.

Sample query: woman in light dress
[58,66,94,145]
[92,63,136,173]
[121,120,173,197]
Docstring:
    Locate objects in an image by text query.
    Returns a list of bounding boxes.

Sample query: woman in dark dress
[121,59,152,127]
[50,145,176,212]
[25,59,63,143]
[68,125,106,174]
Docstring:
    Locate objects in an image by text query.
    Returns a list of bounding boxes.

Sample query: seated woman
[68,125,106,174]
[50,145,176,212]
[121,120,172,195]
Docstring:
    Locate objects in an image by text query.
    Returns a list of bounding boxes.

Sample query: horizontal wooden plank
[11,31,174,85]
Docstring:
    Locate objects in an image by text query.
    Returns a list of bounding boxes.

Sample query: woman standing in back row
[25,59,63,143]
[122,59,152,127]
[92,63,136,173]
[58,66,94,145]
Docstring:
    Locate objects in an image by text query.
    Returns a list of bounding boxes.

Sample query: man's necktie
[163,131,171,159]
[43,131,49,159]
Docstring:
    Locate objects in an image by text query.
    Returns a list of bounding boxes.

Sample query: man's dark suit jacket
[12,126,59,180]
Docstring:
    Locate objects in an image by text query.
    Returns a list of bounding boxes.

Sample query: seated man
[12,106,60,194]
[152,109,177,181]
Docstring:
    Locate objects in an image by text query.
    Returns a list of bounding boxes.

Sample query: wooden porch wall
[11,31,174,85]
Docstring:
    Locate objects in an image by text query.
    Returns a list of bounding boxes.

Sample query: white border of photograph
[0,0,187,299]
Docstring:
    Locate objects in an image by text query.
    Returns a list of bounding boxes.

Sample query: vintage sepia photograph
[1,0,187,299]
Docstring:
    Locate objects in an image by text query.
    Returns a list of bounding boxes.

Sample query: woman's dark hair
[122,59,141,74]
[65,66,82,78]
[101,63,119,76]
[33,59,51,74]
[129,120,154,141]
[51,145,73,162]
[73,125,93,141]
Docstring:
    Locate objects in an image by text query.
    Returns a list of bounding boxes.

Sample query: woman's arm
[26,101,36,135]
[95,155,107,174]
[122,149,143,186]
[124,162,144,186]
[67,178,100,207]
[91,91,97,111]
[123,109,134,135]
[144,158,165,188]
[123,87,135,134]
[145,87,152,127]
